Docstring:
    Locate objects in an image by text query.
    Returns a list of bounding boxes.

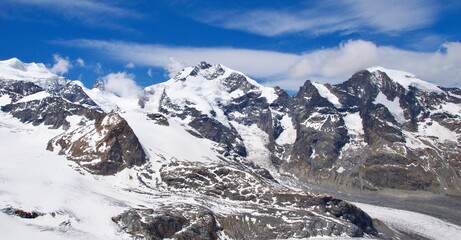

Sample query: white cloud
[65,39,299,79]
[196,0,437,36]
[10,0,137,17]
[76,58,85,67]
[166,58,186,78]
[50,54,71,75]
[273,40,461,89]
[94,62,103,74]
[343,0,437,32]
[102,72,141,98]
[125,62,135,68]
[4,0,139,29]
[66,39,461,91]
[147,68,153,77]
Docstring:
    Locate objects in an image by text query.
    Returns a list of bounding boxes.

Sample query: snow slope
[312,82,342,108]
[374,92,405,123]
[0,58,66,89]
[0,110,222,240]
[0,58,57,81]
[353,202,461,240]
[0,112,134,239]
[368,66,443,93]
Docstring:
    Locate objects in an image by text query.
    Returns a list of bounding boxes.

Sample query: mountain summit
[1,58,460,239]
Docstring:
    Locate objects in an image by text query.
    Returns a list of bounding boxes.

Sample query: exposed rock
[114,197,380,240]
[147,113,169,126]
[113,205,219,240]
[2,207,44,219]
[2,96,94,129]
[155,162,381,239]
[48,112,147,175]
[0,80,44,102]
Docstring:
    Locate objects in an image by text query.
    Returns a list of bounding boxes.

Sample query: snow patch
[17,91,50,103]
[311,82,342,108]
[438,102,461,116]
[0,95,12,106]
[232,121,275,172]
[275,115,296,145]
[343,112,364,136]
[402,130,427,149]
[374,92,405,123]
[260,87,278,104]
[122,111,217,164]
[418,119,458,142]
[368,66,443,93]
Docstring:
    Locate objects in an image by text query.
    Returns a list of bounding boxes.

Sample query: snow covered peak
[172,62,224,81]
[152,62,278,103]
[0,58,60,85]
[141,62,279,127]
[367,66,443,93]
[172,61,251,85]
[3,57,27,71]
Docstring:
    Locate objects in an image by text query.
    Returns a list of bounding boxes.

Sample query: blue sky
[1,0,460,90]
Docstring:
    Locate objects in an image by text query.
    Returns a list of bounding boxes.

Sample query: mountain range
[1,58,460,239]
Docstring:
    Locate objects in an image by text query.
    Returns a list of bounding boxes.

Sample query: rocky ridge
[1,58,459,239]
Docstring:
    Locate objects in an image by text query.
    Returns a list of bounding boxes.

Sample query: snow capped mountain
[367,66,444,93]
[1,57,461,239]
[0,57,70,90]
[0,58,56,81]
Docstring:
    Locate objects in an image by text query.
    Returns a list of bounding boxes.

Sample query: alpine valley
[1,58,461,239]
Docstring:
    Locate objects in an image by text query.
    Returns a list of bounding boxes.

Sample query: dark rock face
[147,113,169,126]
[56,81,99,107]
[47,112,147,175]
[0,80,44,102]
[255,70,459,193]
[321,70,458,192]
[2,97,96,129]
[222,72,257,93]
[189,115,247,157]
[158,90,247,157]
[113,205,219,240]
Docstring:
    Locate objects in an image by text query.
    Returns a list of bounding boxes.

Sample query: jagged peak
[171,61,227,82]
[367,66,444,93]
[198,61,212,69]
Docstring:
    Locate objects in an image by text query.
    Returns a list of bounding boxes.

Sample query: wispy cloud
[147,68,153,77]
[61,39,299,79]
[60,39,461,90]
[2,0,139,29]
[125,62,135,69]
[195,0,437,36]
[76,58,85,67]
